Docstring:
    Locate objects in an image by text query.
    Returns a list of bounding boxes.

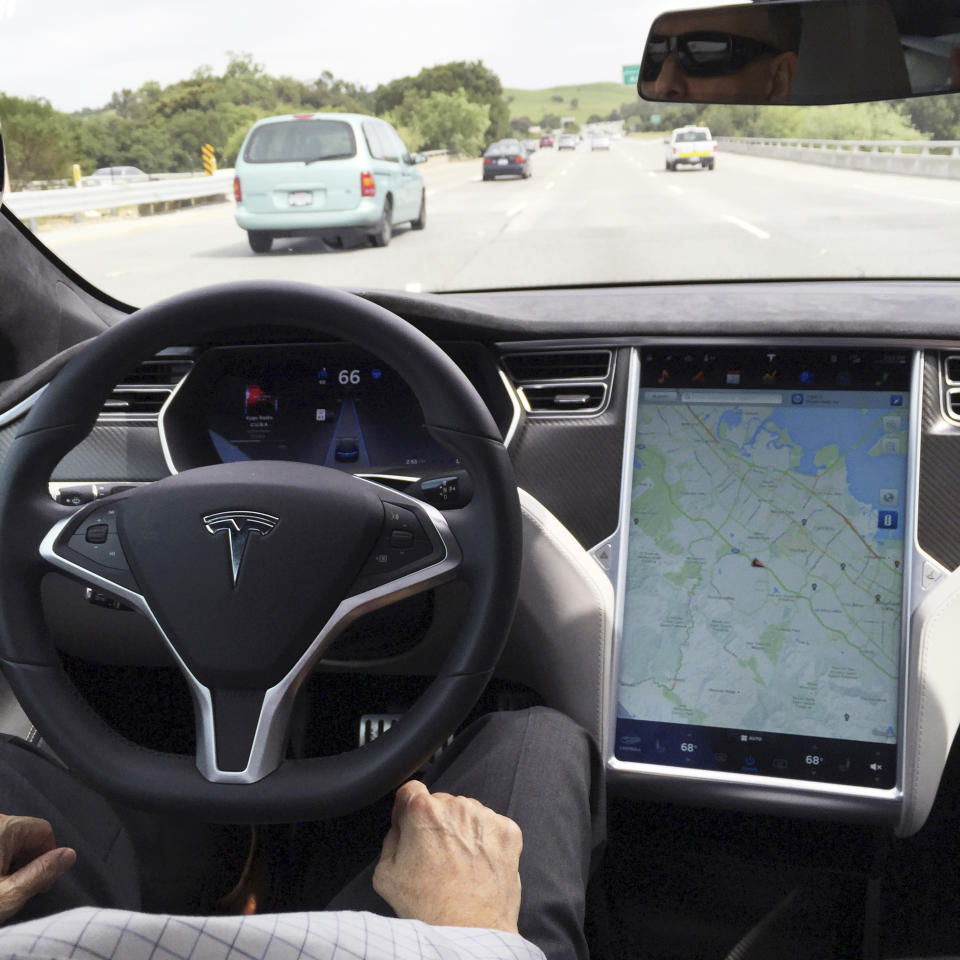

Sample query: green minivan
[233,113,427,253]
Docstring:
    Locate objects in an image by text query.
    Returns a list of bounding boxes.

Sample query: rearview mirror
[639,0,960,105]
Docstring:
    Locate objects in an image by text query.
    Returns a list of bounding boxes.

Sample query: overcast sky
[0,0,692,112]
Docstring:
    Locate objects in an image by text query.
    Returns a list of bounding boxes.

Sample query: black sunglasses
[640,31,783,83]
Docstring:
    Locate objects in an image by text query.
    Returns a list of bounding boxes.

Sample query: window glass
[375,121,400,162]
[361,120,385,160]
[244,120,356,163]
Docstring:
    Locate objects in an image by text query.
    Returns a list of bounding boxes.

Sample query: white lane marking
[724,215,770,240]
[506,204,525,219]
[667,185,684,194]
[546,182,556,191]
[470,175,481,182]
[647,172,655,178]
[405,282,423,293]
[561,169,569,176]
[105,270,124,277]
[426,189,436,197]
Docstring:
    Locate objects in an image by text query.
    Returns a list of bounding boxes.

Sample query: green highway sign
[622,64,641,85]
[651,114,661,124]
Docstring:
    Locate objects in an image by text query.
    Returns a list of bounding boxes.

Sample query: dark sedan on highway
[481,139,532,180]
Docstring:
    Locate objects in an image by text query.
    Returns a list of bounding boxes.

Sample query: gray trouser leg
[327,706,605,960]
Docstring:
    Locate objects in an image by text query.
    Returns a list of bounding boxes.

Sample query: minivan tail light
[233,176,242,201]
[361,171,376,197]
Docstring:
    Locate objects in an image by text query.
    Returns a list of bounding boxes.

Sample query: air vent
[521,383,607,413]
[502,350,611,382]
[501,348,614,418]
[945,354,960,385]
[100,355,195,421]
[947,388,960,421]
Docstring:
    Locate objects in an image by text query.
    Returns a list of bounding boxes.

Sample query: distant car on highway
[233,112,426,253]
[83,166,149,186]
[482,139,532,180]
[665,125,716,171]
[590,134,611,151]
[522,139,538,154]
[539,134,554,148]
[557,134,578,150]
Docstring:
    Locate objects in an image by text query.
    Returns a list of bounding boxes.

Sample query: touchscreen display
[615,348,911,789]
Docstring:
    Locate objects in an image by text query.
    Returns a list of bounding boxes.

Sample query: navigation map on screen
[615,349,911,788]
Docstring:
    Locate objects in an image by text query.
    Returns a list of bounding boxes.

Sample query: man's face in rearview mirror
[640,6,801,103]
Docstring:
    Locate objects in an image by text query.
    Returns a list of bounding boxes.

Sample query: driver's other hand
[0,814,76,924]
[373,780,523,935]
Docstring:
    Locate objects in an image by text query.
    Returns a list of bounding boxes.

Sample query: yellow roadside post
[202,144,216,176]
[73,164,82,187]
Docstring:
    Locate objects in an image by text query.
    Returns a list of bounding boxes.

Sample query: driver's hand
[372,781,523,934]
[0,814,76,924]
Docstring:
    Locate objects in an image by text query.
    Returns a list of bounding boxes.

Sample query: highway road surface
[34,136,960,307]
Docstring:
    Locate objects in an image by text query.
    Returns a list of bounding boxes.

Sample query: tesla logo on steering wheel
[202,511,279,587]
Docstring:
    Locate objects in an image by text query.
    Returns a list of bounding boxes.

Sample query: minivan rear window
[243,119,357,163]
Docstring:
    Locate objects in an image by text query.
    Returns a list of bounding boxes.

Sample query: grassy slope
[503,82,637,126]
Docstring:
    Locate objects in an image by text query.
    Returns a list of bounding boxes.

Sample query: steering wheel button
[389,530,415,549]
[85,523,109,544]
[383,503,425,537]
[67,532,130,572]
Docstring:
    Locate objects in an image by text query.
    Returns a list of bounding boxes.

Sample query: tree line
[0,54,512,188]
[618,95,960,142]
[3,50,960,189]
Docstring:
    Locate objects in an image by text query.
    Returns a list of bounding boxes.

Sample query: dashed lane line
[723,215,771,240]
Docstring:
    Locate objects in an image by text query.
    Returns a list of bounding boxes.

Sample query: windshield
[3,0,960,305]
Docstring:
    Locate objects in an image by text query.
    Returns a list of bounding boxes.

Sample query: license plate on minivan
[288,191,313,206]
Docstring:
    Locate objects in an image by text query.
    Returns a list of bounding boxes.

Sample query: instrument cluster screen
[195,345,460,470]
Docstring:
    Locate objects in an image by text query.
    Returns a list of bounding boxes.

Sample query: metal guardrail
[720,137,960,155]
[717,138,960,181]
[4,171,235,225]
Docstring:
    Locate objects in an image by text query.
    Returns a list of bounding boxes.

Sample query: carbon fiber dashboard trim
[51,425,170,482]
[0,420,18,473]
[507,347,628,549]
[918,354,960,571]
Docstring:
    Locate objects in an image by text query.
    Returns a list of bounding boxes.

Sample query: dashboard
[6,278,960,838]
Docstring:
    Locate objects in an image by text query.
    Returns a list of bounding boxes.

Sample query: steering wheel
[0,282,522,823]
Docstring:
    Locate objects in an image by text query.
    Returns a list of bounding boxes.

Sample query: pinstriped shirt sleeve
[0,907,547,960]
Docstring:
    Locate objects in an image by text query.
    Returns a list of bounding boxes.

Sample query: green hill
[504,82,637,127]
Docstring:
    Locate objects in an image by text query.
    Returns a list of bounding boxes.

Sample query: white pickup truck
[664,125,717,171]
